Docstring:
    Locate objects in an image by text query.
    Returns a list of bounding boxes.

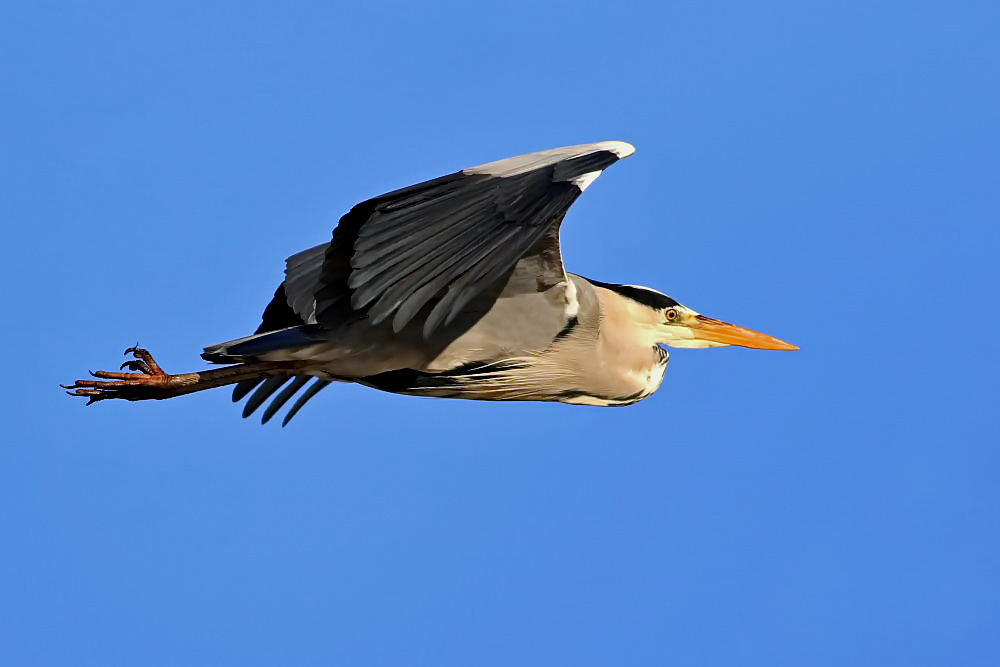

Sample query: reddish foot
[63,347,197,404]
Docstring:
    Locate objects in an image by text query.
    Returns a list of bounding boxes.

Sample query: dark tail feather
[232,378,264,402]
[282,380,331,427]
[242,377,291,418]
[232,375,332,425]
[260,376,311,424]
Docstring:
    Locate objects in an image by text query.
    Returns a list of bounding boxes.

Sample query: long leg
[63,347,303,405]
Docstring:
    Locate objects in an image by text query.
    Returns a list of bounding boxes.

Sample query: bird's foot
[63,347,197,404]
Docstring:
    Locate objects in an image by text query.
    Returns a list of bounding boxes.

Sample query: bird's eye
[665,308,679,322]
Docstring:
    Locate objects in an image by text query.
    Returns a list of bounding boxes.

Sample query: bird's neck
[588,285,670,399]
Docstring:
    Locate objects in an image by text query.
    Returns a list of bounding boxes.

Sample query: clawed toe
[119,359,152,373]
[64,347,177,403]
[124,347,164,375]
[90,369,135,380]
[63,388,110,406]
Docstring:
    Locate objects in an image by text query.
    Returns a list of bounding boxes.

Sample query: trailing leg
[63,347,302,405]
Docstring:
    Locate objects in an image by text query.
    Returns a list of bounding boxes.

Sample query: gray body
[202,141,671,422]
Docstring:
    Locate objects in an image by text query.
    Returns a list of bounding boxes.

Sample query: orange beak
[688,314,798,350]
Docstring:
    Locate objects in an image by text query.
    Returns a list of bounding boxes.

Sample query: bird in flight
[65,141,796,425]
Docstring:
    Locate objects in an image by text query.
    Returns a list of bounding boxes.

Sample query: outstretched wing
[289,140,635,337]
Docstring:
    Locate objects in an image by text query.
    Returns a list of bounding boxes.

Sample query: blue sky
[2,1,998,664]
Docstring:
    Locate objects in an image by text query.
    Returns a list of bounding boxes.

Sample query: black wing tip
[232,378,264,402]
[281,379,331,426]
[260,376,311,424]
[241,377,291,419]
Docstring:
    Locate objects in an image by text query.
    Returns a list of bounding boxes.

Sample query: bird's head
[595,282,798,351]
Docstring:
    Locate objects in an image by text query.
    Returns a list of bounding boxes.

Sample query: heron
[64,141,796,425]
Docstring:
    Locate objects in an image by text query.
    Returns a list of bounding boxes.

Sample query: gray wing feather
[304,141,633,337]
[283,243,327,324]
